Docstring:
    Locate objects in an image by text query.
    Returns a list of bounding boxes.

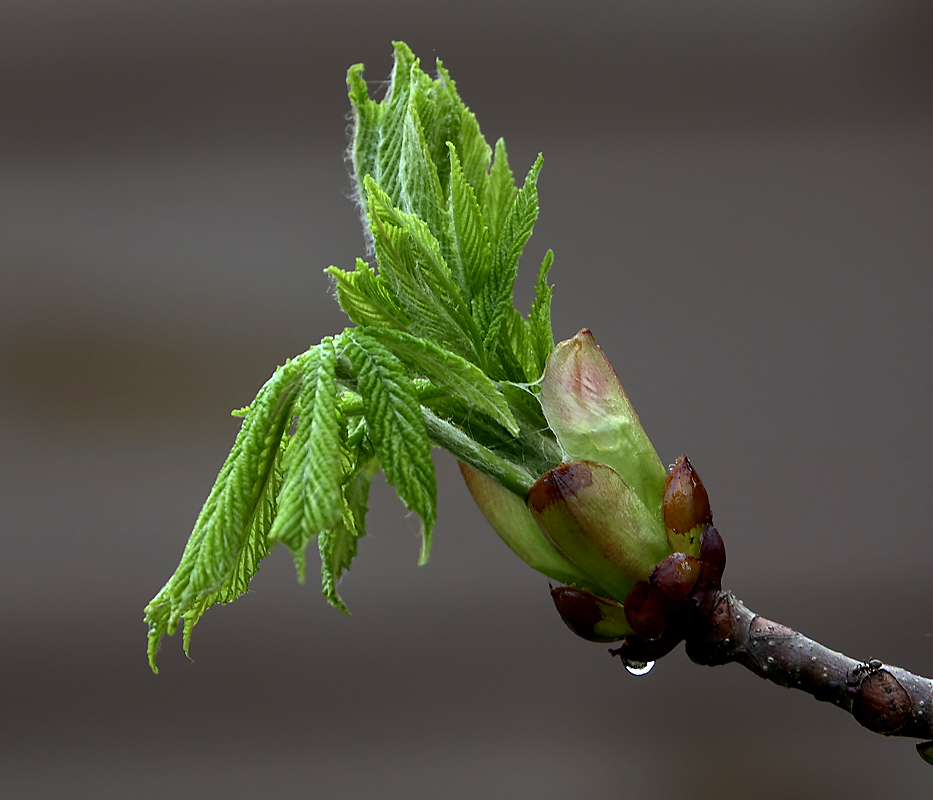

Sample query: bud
[662,455,712,557]
[550,586,634,642]
[539,329,666,515]
[526,461,671,602]
[623,552,701,640]
[458,462,605,591]
[688,524,726,617]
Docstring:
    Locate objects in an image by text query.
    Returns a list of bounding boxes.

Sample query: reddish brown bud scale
[663,456,711,532]
[663,456,712,557]
[550,586,633,642]
[623,552,701,640]
[526,461,594,515]
[688,525,726,617]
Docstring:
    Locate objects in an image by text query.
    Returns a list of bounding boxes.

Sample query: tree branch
[625,590,933,757]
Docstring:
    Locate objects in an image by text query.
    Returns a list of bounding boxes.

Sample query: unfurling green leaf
[325,259,408,331]
[344,330,437,563]
[147,41,562,671]
[528,249,555,373]
[320,450,377,613]
[477,153,544,358]
[368,327,519,436]
[269,339,344,581]
[144,356,305,672]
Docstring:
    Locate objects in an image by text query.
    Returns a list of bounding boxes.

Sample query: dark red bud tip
[623,553,700,640]
[526,461,594,514]
[663,456,712,534]
[687,524,727,617]
[697,524,726,588]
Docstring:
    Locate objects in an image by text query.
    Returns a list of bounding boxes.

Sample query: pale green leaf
[447,143,491,305]
[344,331,437,563]
[326,259,409,330]
[528,249,555,374]
[144,355,306,672]
[346,62,384,218]
[456,106,491,209]
[366,177,483,364]
[482,138,517,249]
[269,339,344,581]
[481,154,544,354]
[319,453,376,613]
[398,99,447,252]
[367,326,519,436]
[371,42,419,208]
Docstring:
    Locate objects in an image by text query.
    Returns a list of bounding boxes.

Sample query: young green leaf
[366,177,484,364]
[370,42,418,209]
[398,97,448,258]
[343,330,437,563]
[144,355,306,672]
[319,450,377,613]
[480,154,544,355]
[447,143,492,305]
[146,42,561,670]
[482,138,518,249]
[268,339,345,581]
[528,249,555,373]
[455,106,492,209]
[366,326,519,436]
[346,63,384,224]
[325,259,409,330]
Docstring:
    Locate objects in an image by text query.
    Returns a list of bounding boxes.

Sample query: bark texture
[618,590,933,742]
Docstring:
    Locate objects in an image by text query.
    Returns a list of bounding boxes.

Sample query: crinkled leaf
[482,138,517,251]
[366,177,483,363]
[447,143,491,305]
[456,106,492,209]
[491,306,532,383]
[144,355,306,672]
[398,98,447,256]
[367,326,519,436]
[528,249,555,374]
[370,42,418,209]
[480,154,544,355]
[326,259,409,330]
[320,452,377,613]
[269,339,344,581]
[344,330,437,563]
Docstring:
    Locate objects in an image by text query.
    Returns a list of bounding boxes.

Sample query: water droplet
[623,659,655,676]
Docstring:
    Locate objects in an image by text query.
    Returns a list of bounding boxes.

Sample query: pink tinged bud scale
[539,329,667,516]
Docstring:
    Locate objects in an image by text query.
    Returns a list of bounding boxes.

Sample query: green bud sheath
[459,462,607,592]
[539,329,666,516]
[527,461,671,602]
[662,455,712,557]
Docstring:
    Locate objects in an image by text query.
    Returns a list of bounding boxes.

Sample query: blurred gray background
[2,1,932,796]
